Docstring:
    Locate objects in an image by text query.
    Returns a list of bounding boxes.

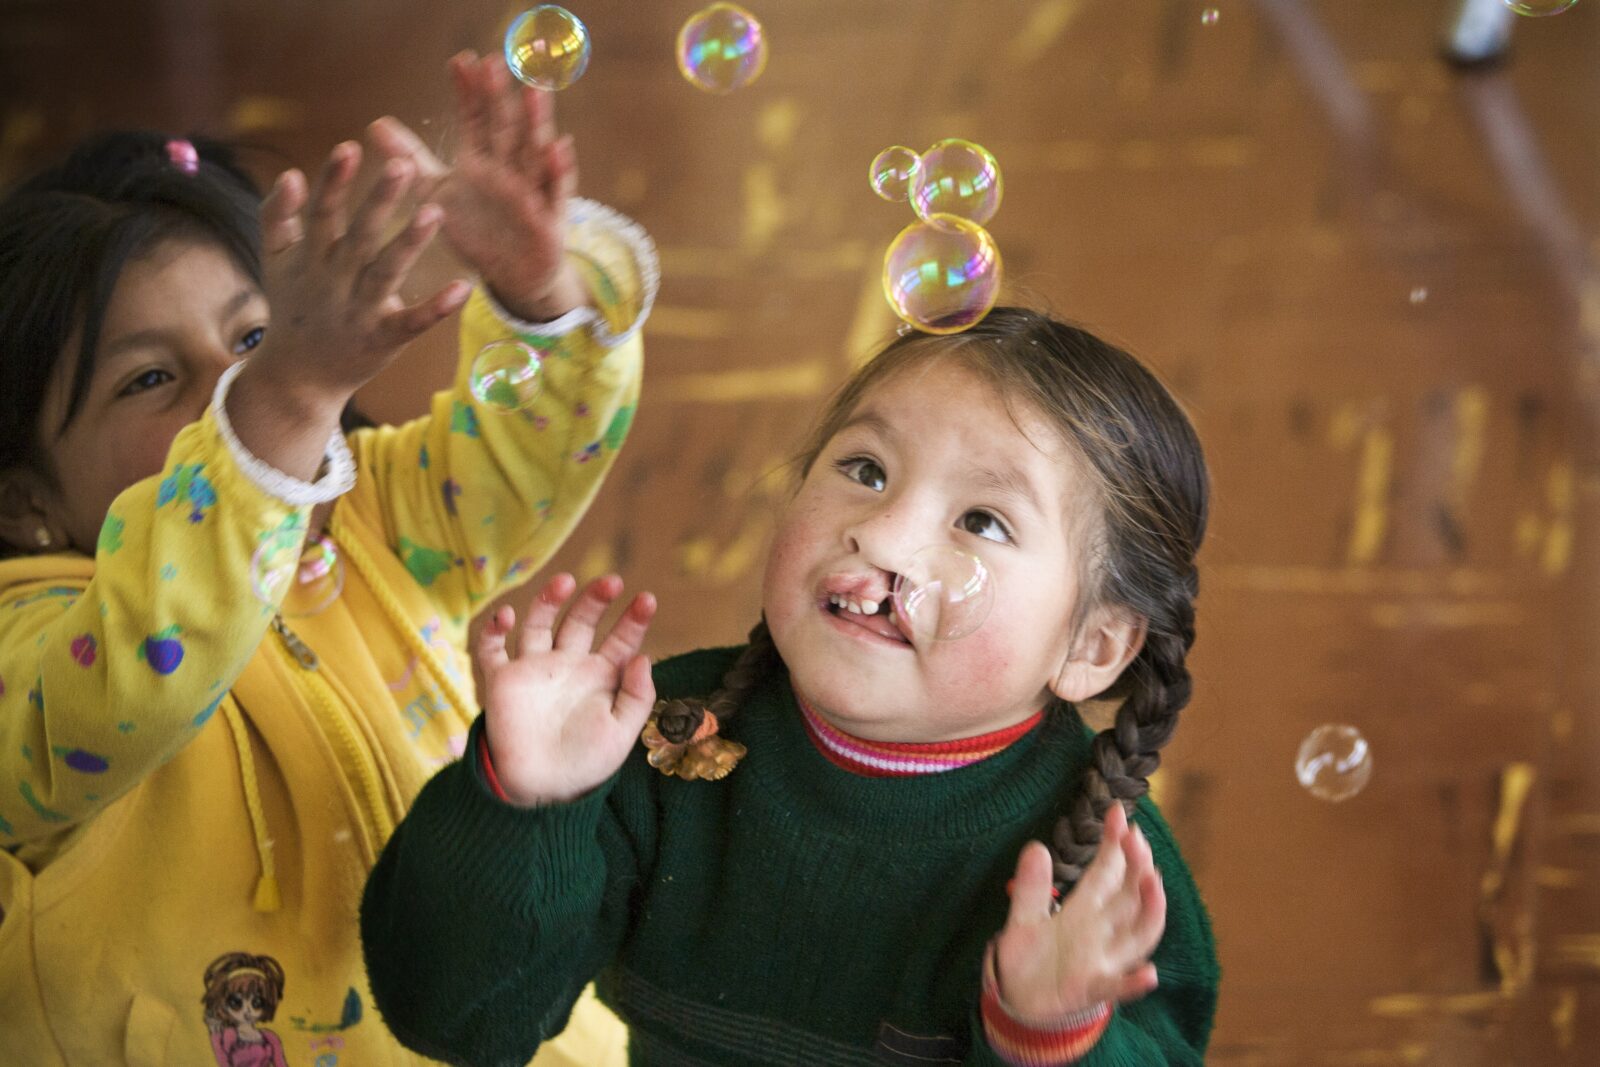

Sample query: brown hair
[657,307,1208,896]
[200,951,286,1024]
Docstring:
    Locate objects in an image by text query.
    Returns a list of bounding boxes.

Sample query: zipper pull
[272,615,319,670]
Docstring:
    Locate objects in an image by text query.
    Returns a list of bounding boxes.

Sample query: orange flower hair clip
[641,699,746,781]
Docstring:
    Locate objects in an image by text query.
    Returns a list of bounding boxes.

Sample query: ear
[1049,607,1147,704]
[0,468,67,554]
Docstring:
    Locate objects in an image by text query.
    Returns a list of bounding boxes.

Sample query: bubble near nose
[891,546,993,642]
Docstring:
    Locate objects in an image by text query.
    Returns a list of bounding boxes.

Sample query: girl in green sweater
[362,308,1219,1065]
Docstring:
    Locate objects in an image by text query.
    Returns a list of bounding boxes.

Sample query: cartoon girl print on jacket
[201,952,290,1067]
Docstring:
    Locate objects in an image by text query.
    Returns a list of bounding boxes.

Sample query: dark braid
[1051,577,1197,888]
[654,619,780,744]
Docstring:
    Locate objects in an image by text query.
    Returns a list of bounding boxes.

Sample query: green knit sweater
[361,647,1219,1066]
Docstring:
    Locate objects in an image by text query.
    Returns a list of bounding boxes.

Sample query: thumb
[612,653,656,733]
[367,116,449,189]
[1005,841,1058,929]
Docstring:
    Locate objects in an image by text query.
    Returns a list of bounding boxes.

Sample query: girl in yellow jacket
[0,52,642,1067]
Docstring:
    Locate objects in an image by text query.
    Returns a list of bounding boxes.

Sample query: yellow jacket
[0,200,652,1067]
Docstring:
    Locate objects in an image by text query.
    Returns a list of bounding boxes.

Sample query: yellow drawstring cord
[220,701,281,913]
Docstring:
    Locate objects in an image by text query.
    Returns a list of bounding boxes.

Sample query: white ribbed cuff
[483,197,659,349]
[212,361,357,507]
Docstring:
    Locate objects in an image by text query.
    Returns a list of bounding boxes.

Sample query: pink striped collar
[795,692,1044,778]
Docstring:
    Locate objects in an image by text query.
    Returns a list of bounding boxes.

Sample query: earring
[33,525,51,548]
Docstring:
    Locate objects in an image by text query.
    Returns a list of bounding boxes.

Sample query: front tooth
[862,599,879,615]
[847,599,862,614]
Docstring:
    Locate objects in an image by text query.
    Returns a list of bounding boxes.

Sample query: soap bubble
[1504,0,1580,15]
[1201,8,1220,24]
[504,6,592,91]
[469,340,544,412]
[1409,286,1428,304]
[677,3,769,94]
[252,531,345,618]
[1295,724,1372,802]
[882,215,1002,335]
[891,546,994,642]
[909,139,1002,227]
[870,146,922,203]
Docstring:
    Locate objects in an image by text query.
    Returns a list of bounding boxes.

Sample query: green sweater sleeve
[964,804,1218,1066]
[0,412,302,850]
[361,715,655,1067]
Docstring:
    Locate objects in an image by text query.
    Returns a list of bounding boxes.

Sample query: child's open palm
[479,574,657,807]
[253,140,468,400]
[368,51,584,323]
[992,801,1167,1021]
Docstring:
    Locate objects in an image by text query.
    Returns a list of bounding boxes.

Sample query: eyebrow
[98,288,259,361]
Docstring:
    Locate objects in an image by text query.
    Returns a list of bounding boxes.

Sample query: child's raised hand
[991,801,1167,1021]
[367,50,585,323]
[251,140,471,405]
[479,574,658,807]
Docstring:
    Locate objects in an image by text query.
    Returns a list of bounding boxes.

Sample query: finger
[343,157,415,269]
[553,574,624,653]
[308,141,362,253]
[519,573,578,654]
[354,201,440,305]
[529,84,556,150]
[367,116,448,190]
[371,279,472,353]
[1004,841,1057,928]
[480,52,519,162]
[1106,963,1159,1006]
[541,135,579,215]
[450,51,489,159]
[1126,869,1167,960]
[477,604,517,673]
[611,653,657,730]
[595,591,658,671]
[261,169,308,255]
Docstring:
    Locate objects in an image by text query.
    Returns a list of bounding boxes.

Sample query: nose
[842,492,935,575]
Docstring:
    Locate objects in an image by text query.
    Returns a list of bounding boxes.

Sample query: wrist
[981,943,1112,1065]
[488,262,588,324]
[230,357,349,430]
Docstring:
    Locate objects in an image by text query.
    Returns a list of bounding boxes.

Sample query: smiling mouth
[822,592,911,645]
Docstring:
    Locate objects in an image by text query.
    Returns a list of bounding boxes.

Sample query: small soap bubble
[504,5,592,91]
[882,214,1002,335]
[910,139,1003,227]
[1201,7,1220,24]
[469,340,544,412]
[1295,724,1372,802]
[1505,0,1580,14]
[870,146,922,203]
[677,3,769,94]
[251,532,345,618]
[891,546,994,642]
[1409,286,1428,304]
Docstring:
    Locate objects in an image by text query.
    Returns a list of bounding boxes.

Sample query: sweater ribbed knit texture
[361,647,1219,1066]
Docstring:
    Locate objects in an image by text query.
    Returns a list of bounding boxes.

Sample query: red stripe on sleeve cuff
[477,729,513,804]
[980,943,1112,1065]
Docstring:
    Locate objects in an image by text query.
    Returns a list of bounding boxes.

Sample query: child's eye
[234,325,266,355]
[960,509,1011,544]
[835,457,886,491]
[117,369,173,397]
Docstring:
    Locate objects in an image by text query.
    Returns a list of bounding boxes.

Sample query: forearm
[361,718,623,1065]
[0,412,303,845]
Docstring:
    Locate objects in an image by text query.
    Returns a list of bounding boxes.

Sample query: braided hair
[660,309,1208,901]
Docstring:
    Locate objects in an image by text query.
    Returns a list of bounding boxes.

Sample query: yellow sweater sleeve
[0,412,304,848]
[342,201,653,623]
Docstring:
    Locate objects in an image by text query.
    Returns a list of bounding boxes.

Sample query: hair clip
[641,702,746,781]
[164,138,199,175]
